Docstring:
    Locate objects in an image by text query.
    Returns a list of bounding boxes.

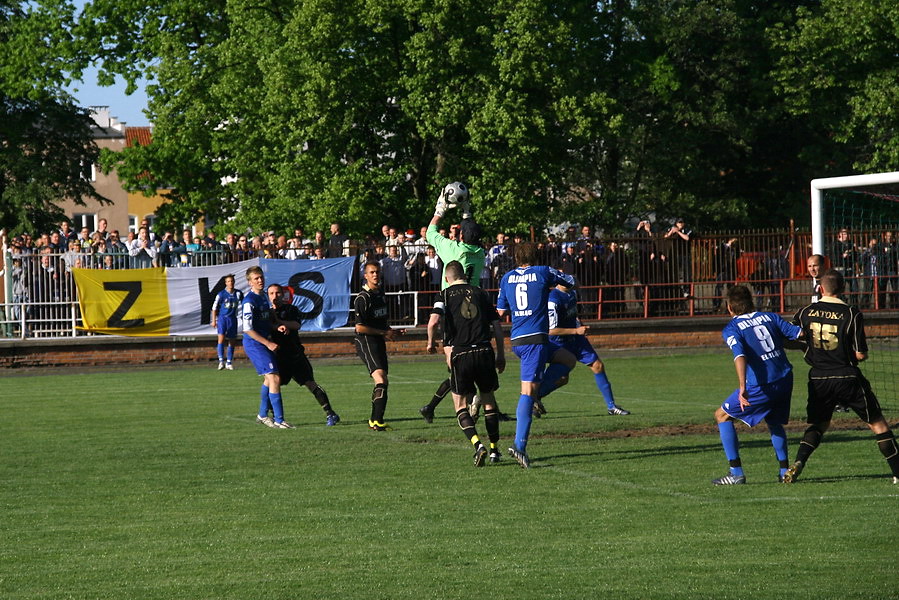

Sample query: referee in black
[355,261,404,431]
[427,260,506,466]
[785,268,899,484]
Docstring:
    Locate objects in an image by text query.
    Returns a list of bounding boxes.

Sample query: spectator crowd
[2,216,898,337]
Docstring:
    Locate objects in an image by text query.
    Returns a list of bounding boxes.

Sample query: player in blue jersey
[496,242,575,468]
[242,266,292,429]
[211,274,243,370]
[535,281,631,416]
[713,285,801,484]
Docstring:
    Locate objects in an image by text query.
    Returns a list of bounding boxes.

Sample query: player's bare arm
[426,313,441,354]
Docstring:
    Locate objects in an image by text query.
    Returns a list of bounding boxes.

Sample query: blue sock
[538,363,571,398]
[270,392,284,422]
[258,385,271,418]
[594,372,615,409]
[514,394,534,452]
[226,345,234,363]
[717,421,744,477]
[767,422,789,476]
[216,343,224,361]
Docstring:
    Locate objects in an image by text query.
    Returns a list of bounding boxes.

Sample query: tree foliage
[0,1,107,235]
[771,0,899,173]
[5,0,897,237]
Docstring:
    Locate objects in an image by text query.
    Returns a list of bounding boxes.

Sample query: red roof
[125,127,153,147]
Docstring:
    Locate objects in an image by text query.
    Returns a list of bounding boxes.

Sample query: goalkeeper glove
[459,198,472,220]
[434,192,448,218]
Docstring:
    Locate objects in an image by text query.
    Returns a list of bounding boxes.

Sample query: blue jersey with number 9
[722,311,801,386]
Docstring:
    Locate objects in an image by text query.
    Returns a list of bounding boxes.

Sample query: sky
[64,0,151,127]
[65,67,152,127]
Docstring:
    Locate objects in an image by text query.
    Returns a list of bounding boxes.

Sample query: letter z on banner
[73,267,171,336]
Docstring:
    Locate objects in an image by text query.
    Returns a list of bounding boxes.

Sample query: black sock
[796,426,824,464]
[456,408,479,445]
[371,383,388,423]
[312,385,333,414]
[427,378,452,410]
[484,407,500,445]
[875,431,899,478]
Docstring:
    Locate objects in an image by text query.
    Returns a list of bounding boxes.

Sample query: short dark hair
[819,269,845,295]
[726,285,755,315]
[514,242,537,266]
[459,219,482,245]
[444,260,464,282]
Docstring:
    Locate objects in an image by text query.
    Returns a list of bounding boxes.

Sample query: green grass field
[1,353,896,599]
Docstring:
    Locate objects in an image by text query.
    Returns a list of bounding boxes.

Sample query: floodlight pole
[810,171,899,255]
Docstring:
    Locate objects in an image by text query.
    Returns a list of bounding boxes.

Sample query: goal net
[812,171,899,414]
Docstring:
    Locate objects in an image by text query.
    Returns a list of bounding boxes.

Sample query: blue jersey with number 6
[722,311,801,386]
[497,266,575,342]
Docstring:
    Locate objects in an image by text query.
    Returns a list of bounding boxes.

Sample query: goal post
[810,171,899,254]
[809,170,899,415]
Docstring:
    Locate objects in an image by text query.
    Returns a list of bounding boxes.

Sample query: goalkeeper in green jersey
[419,182,505,424]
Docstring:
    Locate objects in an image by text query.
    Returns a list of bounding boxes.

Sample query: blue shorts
[243,338,278,376]
[721,373,793,427]
[217,315,238,338]
[513,343,549,383]
[549,336,599,366]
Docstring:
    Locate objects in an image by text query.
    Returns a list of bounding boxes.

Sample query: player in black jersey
[355,261,405,431]
[427,261,506,465]
[267,284,340,427]
[785,269,899,484]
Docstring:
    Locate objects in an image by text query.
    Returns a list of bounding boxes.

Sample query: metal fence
[2,226,896,339]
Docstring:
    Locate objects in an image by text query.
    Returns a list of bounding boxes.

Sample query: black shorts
[277,350,314,386]
[807,374,884,424]
[355,334,388,375]
[450,345,499,396]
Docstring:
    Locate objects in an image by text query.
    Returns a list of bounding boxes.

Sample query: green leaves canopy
[6,0,897,236]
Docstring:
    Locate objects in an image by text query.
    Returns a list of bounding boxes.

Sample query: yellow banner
[73,268,171,337]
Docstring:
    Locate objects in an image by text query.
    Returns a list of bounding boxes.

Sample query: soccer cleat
[489,448,502,463]
[782,460,804,483]
[419,405,434,424]
[468,395,482,420]
[533,399,547,418]
[217,361,225,370]
[508,446,531,469]
[369,420,390,431]
[497,412,513,422]
[834,404,850,413]
[893,476,898,485]
[256,415,277,428]
[711,473,746,485]
[608,405,631,416]
[326,413,341,427]
[225,362,234,371]
[274,420,296,429]
[473,444,488,467]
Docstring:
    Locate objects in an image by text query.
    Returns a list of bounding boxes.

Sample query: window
[72,213,97,232]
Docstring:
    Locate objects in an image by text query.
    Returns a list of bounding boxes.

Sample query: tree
[772,0,899,173]
[11,0,883,238]
[0,2,107,234]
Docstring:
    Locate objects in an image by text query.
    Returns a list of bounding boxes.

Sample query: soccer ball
[442,181,469,206]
